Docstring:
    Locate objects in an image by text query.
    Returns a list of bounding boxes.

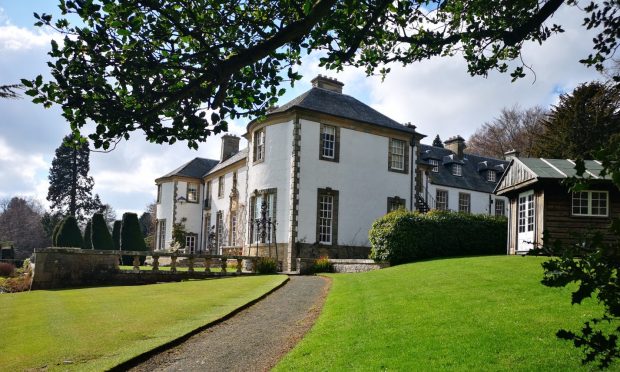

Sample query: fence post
[132,255,140,272]
[171,256,177,272]
[236,258,243,274]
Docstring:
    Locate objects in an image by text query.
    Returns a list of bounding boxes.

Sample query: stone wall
[296,257,388,274]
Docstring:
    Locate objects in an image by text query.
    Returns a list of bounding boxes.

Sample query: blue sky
[0,1,607,217]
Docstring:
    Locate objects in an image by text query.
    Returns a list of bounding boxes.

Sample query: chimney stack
[311,74,344,94]
[220,135,240,162]
[504,149,520,161]
[444,135,466,159]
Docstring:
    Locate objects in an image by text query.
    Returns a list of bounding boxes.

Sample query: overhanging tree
[47,134,102,222]
[23,0,619,149]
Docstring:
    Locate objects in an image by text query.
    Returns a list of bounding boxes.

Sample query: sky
[0,1,608,217]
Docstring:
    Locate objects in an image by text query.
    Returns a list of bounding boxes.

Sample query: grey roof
[159,157,219,180]
[205,148,248,176]
[517,158,607,179]
[267,87,419,134]
[419,144,508,193]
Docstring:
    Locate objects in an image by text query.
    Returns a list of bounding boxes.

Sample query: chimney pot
[444,135,466,159]
[311,75,344,94]
[220,134,240,162]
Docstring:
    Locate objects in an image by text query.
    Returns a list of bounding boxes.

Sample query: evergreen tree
[82,221,92,249]
[121,213,146,265]
[534,82,620,159]
[52,218,63,246]
[55,216,83,248]
[112,220,121,250]
[91,213,114,250]
[41,211,63,244]
[432,135,444,148]
[47,135,102,222]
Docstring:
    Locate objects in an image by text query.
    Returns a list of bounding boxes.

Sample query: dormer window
[429,159,439,172]
[452,164,462,176]
[487,170,496,182]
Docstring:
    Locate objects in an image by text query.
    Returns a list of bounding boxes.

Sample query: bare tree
[0,197,49,258]
[467,105,547,158]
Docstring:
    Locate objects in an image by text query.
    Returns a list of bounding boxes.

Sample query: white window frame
[187,182,198,202]
[253,128,265,163]
[319,194,334,244]
[157,219,166,250]
[321,125,336,159]
[487,170,496,182]
[572,190,609,217]
[251,192,275,243]
[157,184,162,203]
[389,139,406,171]
[218,176,224,198]
[452,164,462,176]
[185,235,196,253]
[430,159,439,173]
[436,189,448,210]
[495,199,505,216]
[230,214,237,246]
[458,193,471,213]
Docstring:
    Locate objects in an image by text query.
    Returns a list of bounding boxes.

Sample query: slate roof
[517,158,607,179]
[266,87,419,135]
[158,157,219,180]
[419,144,508,193]
[205,148,248,176]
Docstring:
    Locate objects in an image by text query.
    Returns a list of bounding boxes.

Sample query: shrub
[0,274,32,293]
[313,256,333,273]
[52,218,64,246]
[55,216,83,248]
[256,257,278,274]
[369,209,507,265]
[121,213,147,265]
[91,213,114,250]
[82,221,93,249]
[112,220,121,250]
[0,262,15,277]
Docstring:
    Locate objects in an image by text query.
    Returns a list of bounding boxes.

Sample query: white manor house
[155,75,508,271]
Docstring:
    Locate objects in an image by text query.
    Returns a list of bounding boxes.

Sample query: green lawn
[275,256,605,371]
[0,275,286,371]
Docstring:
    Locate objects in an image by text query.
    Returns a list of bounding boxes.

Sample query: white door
[517,190,535,252]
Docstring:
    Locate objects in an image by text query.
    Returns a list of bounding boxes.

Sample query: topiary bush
[112,220,121,250]
[55,216,84,248]
[82,221,92,249]
[256,257,278,274]
[52,218,64,246]
[91,213,114,250]
[369,209,507,265]
[121,212,147,265]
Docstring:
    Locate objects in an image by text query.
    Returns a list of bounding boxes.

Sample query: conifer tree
[91,213,114,250]
[432,135,444,148]
[112,220,121,250]
[55,216,83,248]
[47,135,102,222]
[82,221,92,249]
[121,213,146,265]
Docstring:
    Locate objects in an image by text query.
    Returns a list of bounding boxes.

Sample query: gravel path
[127,275,330,372]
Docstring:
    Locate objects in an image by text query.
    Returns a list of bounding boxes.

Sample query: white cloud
[0,24,58,51]
[0,137,49,205]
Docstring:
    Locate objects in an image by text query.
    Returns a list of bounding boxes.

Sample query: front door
[517,190,535,252]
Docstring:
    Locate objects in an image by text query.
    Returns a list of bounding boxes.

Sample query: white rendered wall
[175,181,204,242]
[246,122,293,244]
[155,181,175,250]
[424,178,508,215]
[297,120,414,247]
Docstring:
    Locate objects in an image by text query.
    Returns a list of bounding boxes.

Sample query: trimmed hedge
[112,220,121,250]
[369,209,507,265]
[121,213,147,265]
[55,216,83,248]
[82,221,92,249]
[92,213,114,250]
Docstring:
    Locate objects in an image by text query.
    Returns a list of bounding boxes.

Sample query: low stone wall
[32,248,258,290]
[297,258,388,275]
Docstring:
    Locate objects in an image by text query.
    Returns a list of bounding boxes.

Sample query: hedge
[82,221,92,249]
[120,213,147,265]
[55,216,84,248]
[91,213,114,250]
[369,209,507,265]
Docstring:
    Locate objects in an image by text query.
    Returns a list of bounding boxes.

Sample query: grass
[0,275,286,371]
[275,256,606,371]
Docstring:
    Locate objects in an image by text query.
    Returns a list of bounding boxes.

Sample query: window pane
[430,159,439,172]
[572,192,589,215]
[390,139,405,170]
[319,195,333,244]
[458,193,470,213]
[436,190,448,210]
[322,125,336,159]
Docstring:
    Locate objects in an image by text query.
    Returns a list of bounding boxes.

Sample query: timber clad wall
[543,183,620,245]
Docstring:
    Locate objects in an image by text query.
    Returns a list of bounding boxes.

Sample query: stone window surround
[388,138,409,174]
[205,180,212,209]
[458,192,471,213]
[316,187,339,246]
[186,182,199,203]
[218,176,225,198]
[253,128,265,164]
[387,196,406,213]
[185,233,197,253]
[319,123,340,162]
[157,219,166,250]
[249,187,278,244]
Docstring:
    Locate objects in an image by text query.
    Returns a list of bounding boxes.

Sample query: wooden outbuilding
[494,157,619,254]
